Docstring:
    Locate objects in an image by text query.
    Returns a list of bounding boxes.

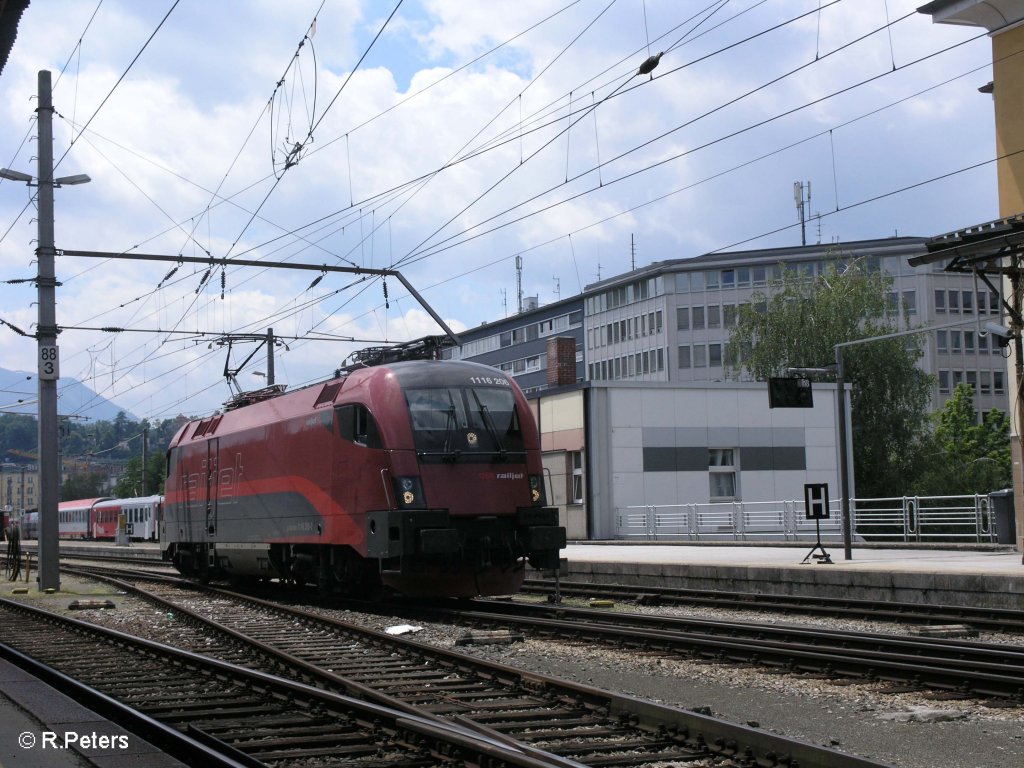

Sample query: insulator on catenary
[195,267,212,294]
[637,51,663,77]
[158,265,179,288]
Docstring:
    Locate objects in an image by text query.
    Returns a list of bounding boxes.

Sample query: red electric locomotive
[162,344,565,598]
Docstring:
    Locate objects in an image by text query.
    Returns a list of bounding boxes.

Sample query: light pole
[1,70,91,592]
[790,316,992,560]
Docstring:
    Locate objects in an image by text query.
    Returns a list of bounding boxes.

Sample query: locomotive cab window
[336,404,382,448]
[406,385,525,460]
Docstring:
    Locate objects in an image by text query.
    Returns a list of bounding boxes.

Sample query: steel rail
[0,597,569,768]
[520,579,1024,632]
[61,565,895,768]
[390,600,1024,702]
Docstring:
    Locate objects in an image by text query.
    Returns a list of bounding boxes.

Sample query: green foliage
[61,473,108,501]
[0,414,37,459]
[729,258,934,498]
[913,384,1012,496]
[113,450,168,497]
[2,411,187,497]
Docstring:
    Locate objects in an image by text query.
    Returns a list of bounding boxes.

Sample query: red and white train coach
[162,356,566,598]
[92,495,163,540]
[58,497,112,539]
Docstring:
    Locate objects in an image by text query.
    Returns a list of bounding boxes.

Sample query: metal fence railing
[615,495,1002,543]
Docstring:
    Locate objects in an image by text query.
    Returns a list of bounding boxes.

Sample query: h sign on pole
[804,483,830,520]
[802,483,833,564]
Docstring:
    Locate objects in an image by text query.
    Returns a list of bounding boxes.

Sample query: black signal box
[768,377,813,408]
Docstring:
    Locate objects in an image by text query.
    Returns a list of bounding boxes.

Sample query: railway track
[0,597,558,768]
[329,597,1024,705]
[41,565,893,768]
[522,578,1024,633]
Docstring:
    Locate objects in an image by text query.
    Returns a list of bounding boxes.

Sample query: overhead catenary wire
[4,1,995,421]
[66,45,991,421]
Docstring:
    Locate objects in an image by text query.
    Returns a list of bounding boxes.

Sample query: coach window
[709,448,738,501]
[336,404,382,448]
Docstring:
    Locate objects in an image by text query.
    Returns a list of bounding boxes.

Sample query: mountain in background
[0,367,138,422]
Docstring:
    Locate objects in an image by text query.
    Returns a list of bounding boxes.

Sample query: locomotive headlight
[529,474,546,506]
[394,476,426,509]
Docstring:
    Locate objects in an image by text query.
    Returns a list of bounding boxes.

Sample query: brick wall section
[547,336,576,387]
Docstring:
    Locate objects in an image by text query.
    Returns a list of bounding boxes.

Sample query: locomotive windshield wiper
[471,391,507,462]
[441,403,461,463]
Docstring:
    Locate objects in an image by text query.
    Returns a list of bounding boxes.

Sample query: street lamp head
[55,173,91,186]
[0,168,33,183]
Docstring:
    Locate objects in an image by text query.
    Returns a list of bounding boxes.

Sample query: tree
[113,456,144,498]
[913,383,1012,496]
[729,259,933,498]
[61,472,108,500]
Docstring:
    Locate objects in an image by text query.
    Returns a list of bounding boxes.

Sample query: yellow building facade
[0,464,37,514]
[922,0,1024,552]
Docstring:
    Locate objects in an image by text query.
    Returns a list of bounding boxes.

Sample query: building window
[962,291,973,313]
[570,451,584,504]
[692,306,705,329]
[709,343,722,367]
[677,307,689,330]
[935,290,945,313]
[994,371,1005,393]
[902,290,916,314]
[938,370,950,394]
[694,345,707,367]
[936,330,948,354]
[948,290,959,313]
[708,305,721,328]
[709,448,737,500]
[980,370,992,394]
[678,345,691,369]
[723,304,737,326]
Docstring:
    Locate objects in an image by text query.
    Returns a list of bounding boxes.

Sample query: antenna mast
[515,254,523,314]
[794,181,811,246]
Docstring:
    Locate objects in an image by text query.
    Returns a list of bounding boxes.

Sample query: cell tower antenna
[794,181,811,246]
[553,276,561,301]
[631,234,636,270]
[515,254,523,314]
[500,288,507,317]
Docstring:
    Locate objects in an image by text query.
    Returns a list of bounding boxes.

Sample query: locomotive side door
[205,438,219,538]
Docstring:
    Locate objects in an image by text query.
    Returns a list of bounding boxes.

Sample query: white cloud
[0,0,1000,418]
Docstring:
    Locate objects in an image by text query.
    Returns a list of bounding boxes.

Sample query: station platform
[0,654,187,768]
[558,541,1024,610]
[10,538,1024,609]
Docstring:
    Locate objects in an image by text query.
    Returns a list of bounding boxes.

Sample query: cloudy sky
[0,0,1001,422]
